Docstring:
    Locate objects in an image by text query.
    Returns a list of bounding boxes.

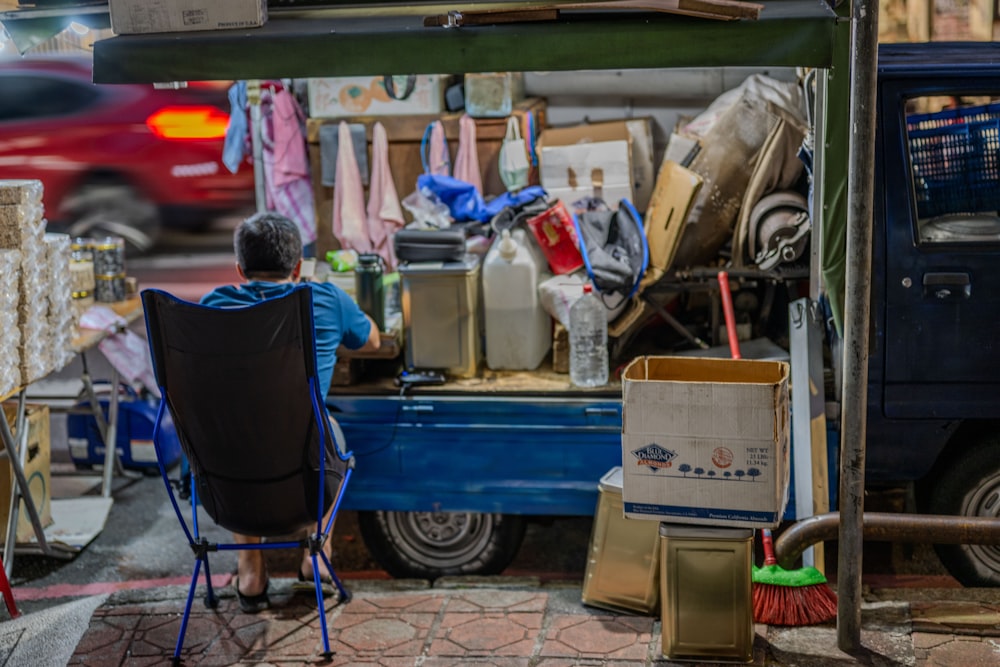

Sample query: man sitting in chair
[201,211,380,612]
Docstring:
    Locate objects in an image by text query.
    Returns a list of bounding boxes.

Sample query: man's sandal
[232,575,270,613]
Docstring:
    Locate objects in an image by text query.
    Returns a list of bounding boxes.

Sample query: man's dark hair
[234,212,302,278]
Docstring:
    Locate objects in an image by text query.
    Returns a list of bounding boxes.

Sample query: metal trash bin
[581,467,661,615]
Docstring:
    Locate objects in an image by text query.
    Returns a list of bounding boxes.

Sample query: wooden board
[424,0,763,25]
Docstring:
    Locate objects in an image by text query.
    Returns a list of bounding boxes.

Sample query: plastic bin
[67,385,182,472]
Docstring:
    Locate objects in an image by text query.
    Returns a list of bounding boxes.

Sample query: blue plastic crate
[67,386,182,472]
[907,103,1000,219]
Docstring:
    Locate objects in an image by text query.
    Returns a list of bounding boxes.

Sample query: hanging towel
[366,122,405,270]
[332,120,371,252]
[222,81,249,174]
[261,87,317,244]
[319,123,369,187]
[424,120,451,176]
[453,114,483,193]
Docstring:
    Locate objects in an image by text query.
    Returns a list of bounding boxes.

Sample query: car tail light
[146,106,230,140]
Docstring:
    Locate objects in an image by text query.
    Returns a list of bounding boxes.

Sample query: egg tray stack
[0,249,20,398]
[0,180,53,386]
[44,233,76,375]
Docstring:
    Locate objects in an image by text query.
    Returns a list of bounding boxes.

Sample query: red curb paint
[15,573,233,600]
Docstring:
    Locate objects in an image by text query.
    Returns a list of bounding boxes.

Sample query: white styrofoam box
[620,356,790,529]
[307,76,446,118]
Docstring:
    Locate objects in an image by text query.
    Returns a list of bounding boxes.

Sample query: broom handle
[762,528,778,566]
[718,271,741,359]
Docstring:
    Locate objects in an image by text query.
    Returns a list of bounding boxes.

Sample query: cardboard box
[538,118,654,210]
[109,0,267,35]
[0,403,52,543]
[642,159,703,281]
[307,76,446,118]
[620,356,790,528]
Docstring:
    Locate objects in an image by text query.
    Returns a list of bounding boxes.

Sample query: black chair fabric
[142,287,347,537]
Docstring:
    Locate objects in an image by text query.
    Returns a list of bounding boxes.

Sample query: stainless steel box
[581,467,661,614]
[659,523,754,662]
[400,255,481,378]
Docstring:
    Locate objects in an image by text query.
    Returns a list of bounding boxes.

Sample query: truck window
[904,94,1000,244]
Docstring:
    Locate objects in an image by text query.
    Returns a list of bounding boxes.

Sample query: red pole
[718,270,741,359]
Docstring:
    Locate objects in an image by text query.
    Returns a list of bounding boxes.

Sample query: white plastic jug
[483,228,552,370]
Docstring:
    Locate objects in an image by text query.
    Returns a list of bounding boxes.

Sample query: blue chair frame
[142,287,354,665]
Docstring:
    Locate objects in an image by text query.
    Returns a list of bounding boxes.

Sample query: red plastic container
[527,201,585,275]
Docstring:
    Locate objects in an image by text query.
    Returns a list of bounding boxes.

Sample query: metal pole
[838,0,879,651]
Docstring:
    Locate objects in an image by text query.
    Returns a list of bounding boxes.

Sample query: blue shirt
[200,281,371,394]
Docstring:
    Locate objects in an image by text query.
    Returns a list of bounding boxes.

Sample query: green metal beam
[91,0,838,83]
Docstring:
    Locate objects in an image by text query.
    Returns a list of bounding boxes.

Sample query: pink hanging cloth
[453,114,483,192]
[426,120,451,176]
[366,122,405,270]
[261,87,317,243]
[332,120,371,253]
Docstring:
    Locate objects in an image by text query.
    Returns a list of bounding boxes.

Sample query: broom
[752,528,838,626]
[716,271,837,626]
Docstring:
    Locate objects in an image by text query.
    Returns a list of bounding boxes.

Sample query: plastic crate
[67,384,182,472]
[907,103,1000,219]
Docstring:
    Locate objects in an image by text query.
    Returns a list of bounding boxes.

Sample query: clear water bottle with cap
[569,283,609,387]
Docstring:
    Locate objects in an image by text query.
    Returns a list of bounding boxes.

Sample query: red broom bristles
[752,529,838,626]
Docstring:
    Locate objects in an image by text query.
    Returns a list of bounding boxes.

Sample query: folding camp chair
[141,286,354,665]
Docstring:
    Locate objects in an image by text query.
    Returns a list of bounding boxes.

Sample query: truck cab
[325,42,1000,587]
[866,42,1000,585]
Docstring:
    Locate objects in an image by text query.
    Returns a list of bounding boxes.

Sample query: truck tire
[357,510,526,580]
[925,433,1000,586]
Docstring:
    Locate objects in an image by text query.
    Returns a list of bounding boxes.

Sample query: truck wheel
[357,510,526,580]
[925,433,1000,586]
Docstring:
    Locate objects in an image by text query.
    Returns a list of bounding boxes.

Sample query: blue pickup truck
[327,42,1000,587]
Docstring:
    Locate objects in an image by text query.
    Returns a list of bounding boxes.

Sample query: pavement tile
[429,611,543,656]
[540,613,655,661]
[911,600,1000,636]
[912,631,952,649]
[71,613,138,662]
[445,590,548,613]
[334,613,434,656]
[344,592,445,613]
[920,635,1000,666]
[535,659,646,666]
[422,659,532,666]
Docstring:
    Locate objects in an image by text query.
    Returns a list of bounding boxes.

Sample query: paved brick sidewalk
[62,577,1000,666]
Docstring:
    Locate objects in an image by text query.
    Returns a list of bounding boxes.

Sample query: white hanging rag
[366,122,405,271]
[453,113,483,193]
[332,120,371,252]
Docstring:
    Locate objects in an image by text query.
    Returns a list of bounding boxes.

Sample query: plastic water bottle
[569,284,609,387]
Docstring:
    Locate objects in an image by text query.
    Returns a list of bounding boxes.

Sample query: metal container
[581,466,661,615]
[399,255,481,378]
[355,253,385,331]
[659,523,754,662]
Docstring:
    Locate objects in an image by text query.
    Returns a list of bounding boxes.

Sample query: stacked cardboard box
[0,403,52,542]
[0,180,51,385]
[44,233,76,374]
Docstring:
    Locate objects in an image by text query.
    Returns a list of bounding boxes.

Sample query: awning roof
[0,0,841,84]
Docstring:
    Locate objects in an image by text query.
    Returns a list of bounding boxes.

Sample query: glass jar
[93,236,126,277]
[70,237,96,300]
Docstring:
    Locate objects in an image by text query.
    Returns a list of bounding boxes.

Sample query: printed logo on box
[631,443,677,471]
[182,9,207,25]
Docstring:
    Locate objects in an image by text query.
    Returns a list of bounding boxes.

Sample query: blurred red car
[0,55,255,253]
